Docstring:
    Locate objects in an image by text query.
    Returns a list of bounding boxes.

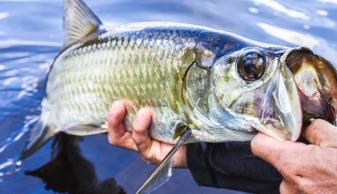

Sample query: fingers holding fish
[252,132,337,194]
[132,107,155,161]
[131,107,183,165]
[107,100,138,151]
[107,103,188,167]
[304,119,337,148]
[251,134,308,179]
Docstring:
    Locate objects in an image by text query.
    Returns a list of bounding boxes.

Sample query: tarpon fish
[20,0,337,193]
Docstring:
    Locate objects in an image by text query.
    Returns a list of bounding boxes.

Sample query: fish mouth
[284,47,337,127]
[252,47,337,141]
[250,56,303,141]
[227,50,303,141]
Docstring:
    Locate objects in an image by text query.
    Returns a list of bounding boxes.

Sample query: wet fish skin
[46,24,256,143]
[21,0,306,159]
[18,0,337,192]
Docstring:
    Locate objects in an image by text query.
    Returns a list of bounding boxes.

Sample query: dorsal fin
[63,0,103,48]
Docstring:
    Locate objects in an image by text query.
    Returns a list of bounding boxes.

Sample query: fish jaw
[250,60,302,141]
[285,47,337,127]
[209,47,303,141]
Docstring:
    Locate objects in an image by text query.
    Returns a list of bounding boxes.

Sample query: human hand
[251,119,337,194]
[107,100,187,167]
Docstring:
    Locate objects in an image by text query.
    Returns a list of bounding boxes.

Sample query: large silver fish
[20,0,337,193]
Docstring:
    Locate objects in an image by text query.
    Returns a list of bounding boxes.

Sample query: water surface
[0,0,337,193]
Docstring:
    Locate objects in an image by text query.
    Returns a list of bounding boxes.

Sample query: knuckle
[317,133,328,143]
[308,120,337,147]
[295,179,311,193]
[132,134,150,152]
[309,119,326,133]
[133,136,142,146]
[107,133,119,145]
[312,119,324,125]
[277,154,297,181]
[279,181,287,194]
[308,120,320,134]
[280,169,295,182]
[313,131,327,146]
[133,125,144,134]
[140,150,152,161]
[280,180,299,194]
[306,120,327,145]
[107,134,115,144]
[132,130,145,144]
[321,140,337,148]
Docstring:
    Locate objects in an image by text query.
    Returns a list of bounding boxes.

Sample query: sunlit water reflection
[0,0,336,193]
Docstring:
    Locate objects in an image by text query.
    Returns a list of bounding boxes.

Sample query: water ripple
[248,7,259,14]
[316,9,328,17]
[0,12,9,20]
[251,0,309,20]
[319,0,337,5]
[0,39,60,49]
[0,0,336,193]
[257,22,319,48]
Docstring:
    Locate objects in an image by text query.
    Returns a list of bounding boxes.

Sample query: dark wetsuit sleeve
[187,142,282,194]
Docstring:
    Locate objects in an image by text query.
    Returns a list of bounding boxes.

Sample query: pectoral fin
[136,128,192,194]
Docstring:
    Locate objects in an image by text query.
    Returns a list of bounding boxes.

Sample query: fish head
[285,47,337,127]
[209,47,302,141]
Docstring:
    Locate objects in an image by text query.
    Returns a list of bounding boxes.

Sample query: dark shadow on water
[26,133,126,194]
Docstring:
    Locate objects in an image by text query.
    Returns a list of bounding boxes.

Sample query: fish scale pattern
[46,30,196,141]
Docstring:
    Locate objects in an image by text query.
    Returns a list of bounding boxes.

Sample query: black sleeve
[187,141,282,194]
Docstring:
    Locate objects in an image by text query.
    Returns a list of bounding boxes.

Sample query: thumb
[252,133,312,180]
[303,119,337,148]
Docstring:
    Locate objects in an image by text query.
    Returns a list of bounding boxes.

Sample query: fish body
[22,0,337,162]
[46,23,263,143]
[22,0,306,158]
[17,0,337,193]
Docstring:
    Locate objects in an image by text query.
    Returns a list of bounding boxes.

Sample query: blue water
[0,0,337,193]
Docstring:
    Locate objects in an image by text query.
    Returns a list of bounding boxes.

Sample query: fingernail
[110,101,121,112]
[133,108,152,130]
[137,108,148,116]
[134,108,145,124]
[136,108,151,120]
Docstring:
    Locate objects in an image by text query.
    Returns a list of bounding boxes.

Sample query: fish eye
[237,52,266,81]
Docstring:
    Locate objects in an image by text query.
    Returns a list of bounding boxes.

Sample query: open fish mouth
[218,48,304,141]
[253,55,302,141]
[249,47,337,141]
[254,47,337,141]
[211,46,336,141]
[285,47,337,127]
